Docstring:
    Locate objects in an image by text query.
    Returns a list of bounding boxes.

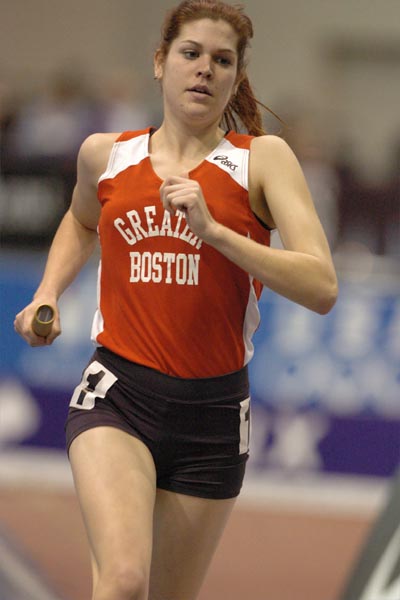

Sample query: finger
[45,320,62,345]
[160,178,198,202]
[160,192,177,215]
[161,175,191,190]
[165,186,196,199]
[30,337,51,348]
[162,181,195,193]
[26,324,60,347]
[162,187,198,208]
[161,185,189,213]
[167,173,190,182]
[14,316,30,338]
[14,324,48,347]
[165,189,196,211]
[170,198,189,213]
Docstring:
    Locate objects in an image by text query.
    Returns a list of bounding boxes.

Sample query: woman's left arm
[205,135,338,314]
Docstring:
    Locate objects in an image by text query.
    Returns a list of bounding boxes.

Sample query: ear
[153,49,164,81]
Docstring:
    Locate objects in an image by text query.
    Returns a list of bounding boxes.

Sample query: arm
[14,133,113,346]
[161,136,338,314]
[208,136,338,314]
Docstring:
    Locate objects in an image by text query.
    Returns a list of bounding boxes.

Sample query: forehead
[174,18,238,52]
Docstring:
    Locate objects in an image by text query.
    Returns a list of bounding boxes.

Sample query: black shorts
[65,347,251,500]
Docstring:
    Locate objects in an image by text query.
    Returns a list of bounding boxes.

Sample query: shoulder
[250,134,296,161]
[250,135,304,185]
[79,132,120,165]
[77,132,121,182]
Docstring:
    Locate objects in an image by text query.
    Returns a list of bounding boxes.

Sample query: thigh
[149,489,236,600]
[69,426,157,578]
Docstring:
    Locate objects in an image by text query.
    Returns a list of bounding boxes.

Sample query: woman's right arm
[14,133,115,346]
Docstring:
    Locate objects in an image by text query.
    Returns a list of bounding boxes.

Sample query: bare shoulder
[70,133,120,229]
[78,132,121,181]
[250,134,297,163]
[250,134,306,189]
[80,132,120,154]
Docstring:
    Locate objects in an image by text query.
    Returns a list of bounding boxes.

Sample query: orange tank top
[91,128,271,378]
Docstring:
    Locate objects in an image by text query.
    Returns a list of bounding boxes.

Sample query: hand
[160,175,218,242]
[14,299,61,347]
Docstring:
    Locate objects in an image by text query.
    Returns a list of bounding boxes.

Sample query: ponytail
[222,75,283,137]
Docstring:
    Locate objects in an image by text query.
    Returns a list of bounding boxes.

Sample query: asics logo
[213,155,238,171]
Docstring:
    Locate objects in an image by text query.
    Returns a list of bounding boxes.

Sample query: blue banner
[1,251,399,477]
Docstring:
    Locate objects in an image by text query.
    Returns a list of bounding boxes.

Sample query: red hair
[157,0,276,136]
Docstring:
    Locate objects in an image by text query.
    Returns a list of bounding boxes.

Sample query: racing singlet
[91,128,271,378]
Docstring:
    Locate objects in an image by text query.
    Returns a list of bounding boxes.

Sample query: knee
[96,562,148,600]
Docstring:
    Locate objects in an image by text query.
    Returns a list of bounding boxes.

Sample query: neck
[151,114,226,160]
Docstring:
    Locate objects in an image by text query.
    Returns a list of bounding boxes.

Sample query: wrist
[203,221,226,246]
[33,288,59,304]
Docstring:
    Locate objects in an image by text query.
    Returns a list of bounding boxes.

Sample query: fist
[160,175,217,241]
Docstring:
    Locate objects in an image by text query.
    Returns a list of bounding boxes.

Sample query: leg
[90,552,99,596]
[149,489,236,600]
[69,426,157,600]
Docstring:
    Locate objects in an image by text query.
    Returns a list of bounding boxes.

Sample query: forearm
[34,209,98,302]
[207,223,338,314]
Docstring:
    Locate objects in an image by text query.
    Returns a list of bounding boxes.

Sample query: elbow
[314,278,339,315]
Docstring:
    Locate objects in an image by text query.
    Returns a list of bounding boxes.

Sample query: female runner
[15,1,338,598]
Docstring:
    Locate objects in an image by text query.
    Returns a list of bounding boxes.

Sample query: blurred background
[0,1,399,599]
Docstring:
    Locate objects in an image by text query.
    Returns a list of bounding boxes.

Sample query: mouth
[187,85,212,96]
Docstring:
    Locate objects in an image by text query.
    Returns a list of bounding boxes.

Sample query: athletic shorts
[65,347,251,500]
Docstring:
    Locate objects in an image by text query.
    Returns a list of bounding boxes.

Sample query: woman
[14,1,338,598]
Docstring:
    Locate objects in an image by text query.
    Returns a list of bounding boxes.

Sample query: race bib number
[69,361,117,410]
[239,397,251,454]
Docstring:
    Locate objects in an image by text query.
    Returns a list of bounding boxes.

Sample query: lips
[188,85,212,96]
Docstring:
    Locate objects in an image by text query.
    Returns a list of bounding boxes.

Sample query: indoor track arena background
[1,1,400,598]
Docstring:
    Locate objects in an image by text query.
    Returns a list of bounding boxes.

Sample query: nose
[197,57,213,78]
[197,67,212,79]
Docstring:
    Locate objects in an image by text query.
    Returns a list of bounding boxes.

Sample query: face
[155,18,239,126]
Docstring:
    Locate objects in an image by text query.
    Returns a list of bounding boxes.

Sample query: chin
[182,106,218,123]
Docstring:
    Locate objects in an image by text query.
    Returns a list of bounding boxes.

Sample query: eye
[215,55,233,67]
[182,49,199,60]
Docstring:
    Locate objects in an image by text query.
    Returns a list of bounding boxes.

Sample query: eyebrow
[179,40,236,54]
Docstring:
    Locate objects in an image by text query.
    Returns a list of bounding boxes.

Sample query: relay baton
[32,304,55,337]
